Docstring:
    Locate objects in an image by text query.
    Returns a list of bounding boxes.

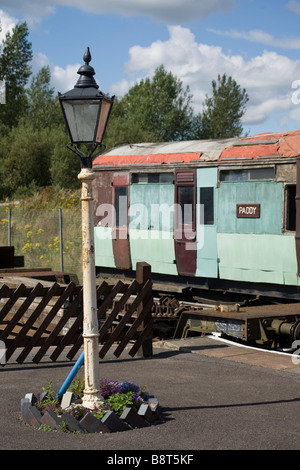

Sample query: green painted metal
[129,184,177,275]
[218,233,300,285]
[94,226,116,268]
[217,181,283,234]
[196,168,218,278]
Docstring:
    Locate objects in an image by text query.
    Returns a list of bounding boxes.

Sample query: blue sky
[1,0,300,137]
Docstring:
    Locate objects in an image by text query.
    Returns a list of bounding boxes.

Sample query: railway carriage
[92,130,300,300]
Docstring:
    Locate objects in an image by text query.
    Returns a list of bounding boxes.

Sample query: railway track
[107,288,300,352]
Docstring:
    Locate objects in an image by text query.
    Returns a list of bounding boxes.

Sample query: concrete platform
[155,334,300,374]
[1,335,300,450]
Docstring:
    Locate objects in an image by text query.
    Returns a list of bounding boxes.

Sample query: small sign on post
[236,204,260,218]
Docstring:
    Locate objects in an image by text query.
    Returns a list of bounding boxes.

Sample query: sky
[1,0,300,137]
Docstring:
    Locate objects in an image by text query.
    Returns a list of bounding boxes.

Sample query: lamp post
[58,47,114,409]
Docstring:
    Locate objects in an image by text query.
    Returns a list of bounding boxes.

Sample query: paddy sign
[236,204,260,218]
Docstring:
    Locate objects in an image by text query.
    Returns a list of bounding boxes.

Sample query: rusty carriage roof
[92,129,300,169]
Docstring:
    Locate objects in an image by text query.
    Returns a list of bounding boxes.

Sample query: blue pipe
[57,351,84,399]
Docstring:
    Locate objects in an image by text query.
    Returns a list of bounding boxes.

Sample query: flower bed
[21,378,160,433]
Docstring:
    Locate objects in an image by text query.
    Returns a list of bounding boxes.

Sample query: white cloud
[52,63,82,93]
[120,25,300,129]
[0,9,18,42]
[31,52,80,93]
[2,0,236,23]
[108,78,135,97]
[209,28,300,50]
[286,0,300,14]
[0,2,55,27]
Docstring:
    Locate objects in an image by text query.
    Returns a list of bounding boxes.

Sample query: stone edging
[21,392,161,433]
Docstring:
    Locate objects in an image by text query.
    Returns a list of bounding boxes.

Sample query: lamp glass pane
[95,99,112,143]
[62,99,100,143]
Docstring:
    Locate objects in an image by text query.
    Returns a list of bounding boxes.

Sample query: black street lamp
[58,48,114,409]
[59,47,114,167]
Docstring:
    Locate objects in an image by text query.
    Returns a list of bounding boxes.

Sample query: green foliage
[104,96,156,148]
[35,381,60,415]
[0,22,32,128]
[199,73,249,139]
[26,65,63,130]
[36,377,149,433]
[50,126,82,190]
[68,375,85,398]
[104,65,198,147]
[107,391,144,416]
[0,122,53,198]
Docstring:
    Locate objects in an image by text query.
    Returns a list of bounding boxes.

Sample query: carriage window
[179,186,194,225]
[285,185,296,231]
[114,186,128,227]
[200,187,214,225]
[132,173,173,184]
[220,168,275,182]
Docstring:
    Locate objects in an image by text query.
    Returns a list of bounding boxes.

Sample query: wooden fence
[0,262,153,365]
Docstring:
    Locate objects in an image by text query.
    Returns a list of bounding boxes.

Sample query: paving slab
[155,335,300,373]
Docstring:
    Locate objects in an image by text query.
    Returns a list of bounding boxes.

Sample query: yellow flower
[40,255,44,259]
[35,243,40,247]
[37,228,44,234]
[27,231,33,238]
[24,224,30,229]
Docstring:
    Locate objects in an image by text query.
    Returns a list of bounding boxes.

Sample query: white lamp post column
[78,167,102,409]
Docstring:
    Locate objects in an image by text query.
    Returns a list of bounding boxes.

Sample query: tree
[199,74,249,139]
[103,96,155,149]
[0,122,53,198]
[26,65,62,129]
[0,21,32,128]
[104,65,198,147]
[50,126,81,190]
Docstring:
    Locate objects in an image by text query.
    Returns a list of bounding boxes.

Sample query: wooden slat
[32,284,82,363]
[97,280,125,319]
[66,281,117,360]
[6,283,61,362]
[49,292,83,361]
[0,283,45,342]
[99,280,139,336]
[99,280,152,358]
[17,282,79,364]
[114,294,153,357]
[128,319,154,357]
[0,283,28,324]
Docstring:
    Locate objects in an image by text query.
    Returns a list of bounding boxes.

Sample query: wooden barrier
[0,262,153,365]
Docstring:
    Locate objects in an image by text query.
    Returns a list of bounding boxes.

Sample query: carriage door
[112,172,132,269]
[174,169,196,276]
[196,167,218,278]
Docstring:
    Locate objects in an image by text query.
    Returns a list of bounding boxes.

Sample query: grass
[0,188,83,280]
